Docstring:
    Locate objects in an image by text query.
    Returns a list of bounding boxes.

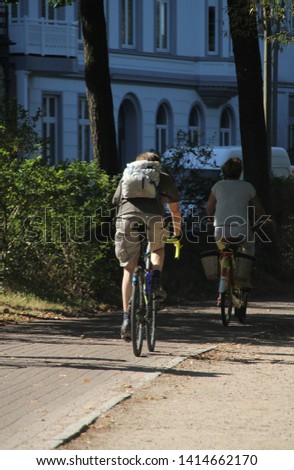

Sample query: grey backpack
[121,160,161,199]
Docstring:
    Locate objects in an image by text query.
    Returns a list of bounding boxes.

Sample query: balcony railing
[8,17,78,57]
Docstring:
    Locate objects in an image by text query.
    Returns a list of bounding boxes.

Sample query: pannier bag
[234,252,255,280]
[200,250,219,280]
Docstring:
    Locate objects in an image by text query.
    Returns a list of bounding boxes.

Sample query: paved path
[0,300,293,450]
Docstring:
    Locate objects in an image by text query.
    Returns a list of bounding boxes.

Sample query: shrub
[1,154,121,305]
[268,177,294,280]
[1,101,122,306]
[161,141,218,231]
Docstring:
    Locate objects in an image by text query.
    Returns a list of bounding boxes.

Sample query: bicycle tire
[220,292,233,326]
[235,290,248,324]
[131,266,145,357]
[146,294,158,352]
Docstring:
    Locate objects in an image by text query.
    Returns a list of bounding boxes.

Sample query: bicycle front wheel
[146,295,158,352]
[220,291,233,326]
[131,266,145,357]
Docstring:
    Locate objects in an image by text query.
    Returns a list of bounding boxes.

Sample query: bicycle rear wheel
[146,294,158,352]
[235,290,248,324]
[220,291,233,326]
[131,266,145,357]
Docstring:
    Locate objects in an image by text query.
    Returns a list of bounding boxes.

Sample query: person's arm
[249,194,274,229]
[206,192,216,218]
[249,195,266,219]
[167,201,182,237]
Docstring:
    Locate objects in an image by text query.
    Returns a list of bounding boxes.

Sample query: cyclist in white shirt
[206,157,266,257]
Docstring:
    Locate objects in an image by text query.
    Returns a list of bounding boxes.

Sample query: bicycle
[217,218,272,326]
[200,239,254,327]
[218,239,254,326]
[130,225,181,357]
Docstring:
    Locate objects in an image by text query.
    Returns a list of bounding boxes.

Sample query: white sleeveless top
[211,180,256,226]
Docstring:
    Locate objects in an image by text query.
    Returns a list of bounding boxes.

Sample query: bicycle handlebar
[165,236,181,259]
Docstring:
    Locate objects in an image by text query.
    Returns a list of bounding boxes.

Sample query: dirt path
[60,300,294,450]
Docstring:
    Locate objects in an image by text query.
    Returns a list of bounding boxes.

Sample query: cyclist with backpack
[113,151,181,342]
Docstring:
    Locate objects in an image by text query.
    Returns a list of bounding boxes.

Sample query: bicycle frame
[218,244,248,326]
[143,243,152,301]
[137,230,180,302]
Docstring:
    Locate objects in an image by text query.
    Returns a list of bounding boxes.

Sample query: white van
[173,146,292,178]
[211,146,291,178]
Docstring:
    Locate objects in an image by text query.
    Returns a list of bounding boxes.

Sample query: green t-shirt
[112,172,180,217]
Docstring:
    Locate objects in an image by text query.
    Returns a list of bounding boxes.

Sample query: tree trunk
[227,0,270,211]
[80,0,119,175]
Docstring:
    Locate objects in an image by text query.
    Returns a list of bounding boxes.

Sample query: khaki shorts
[115,214,170,267]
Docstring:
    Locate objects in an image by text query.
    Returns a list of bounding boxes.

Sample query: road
[0,299,293,450]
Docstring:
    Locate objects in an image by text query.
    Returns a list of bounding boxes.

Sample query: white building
[4,0,294,169]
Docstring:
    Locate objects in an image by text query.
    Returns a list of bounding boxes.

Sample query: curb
[50,346,217,449]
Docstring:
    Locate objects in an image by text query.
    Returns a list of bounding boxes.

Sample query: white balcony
[8,17,78,57]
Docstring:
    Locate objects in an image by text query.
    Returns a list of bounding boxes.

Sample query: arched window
[156,104,169,154]
[220,108,232,146]
[188,106,201,146]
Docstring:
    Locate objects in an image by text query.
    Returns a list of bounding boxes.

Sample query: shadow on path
[1,300,293,350]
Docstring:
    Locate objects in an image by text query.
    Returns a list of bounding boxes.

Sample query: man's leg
[114,216,140,341]
[148,217,168,300]
[122,260,137,312]
[120,260,138,342]
[150,247,165,271]
[150,248,167,300]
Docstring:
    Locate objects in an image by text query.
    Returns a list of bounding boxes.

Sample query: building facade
[4,0,294,168]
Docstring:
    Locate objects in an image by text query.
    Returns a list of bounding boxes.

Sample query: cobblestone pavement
[0,300,293,450]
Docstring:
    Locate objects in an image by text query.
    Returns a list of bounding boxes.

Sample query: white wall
[7,0,294,164]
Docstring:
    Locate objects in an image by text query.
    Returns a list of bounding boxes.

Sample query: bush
[1,151,121,305]
[0,101,122,306]
[268,177,294,280]
[161,142,218,231]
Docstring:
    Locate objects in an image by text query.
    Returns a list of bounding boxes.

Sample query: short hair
[136,151,161,162]
[221,157,243,179]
